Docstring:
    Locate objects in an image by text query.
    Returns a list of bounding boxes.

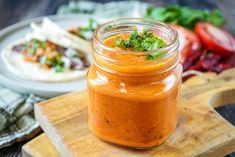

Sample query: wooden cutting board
[22,69,235,157]
[21,72,217,157]
[22,74,213,157]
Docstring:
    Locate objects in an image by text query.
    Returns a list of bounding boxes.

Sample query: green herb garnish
[146,51,167,60]
[115,29,167,60]
[75,19,98,39]
[145,5,226,29]
[115,29,167,52]
[54,64,63,72]
[80,19,97,32]
[29,39,41,55]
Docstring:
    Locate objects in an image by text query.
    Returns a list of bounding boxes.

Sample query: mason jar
[87,18,181,148]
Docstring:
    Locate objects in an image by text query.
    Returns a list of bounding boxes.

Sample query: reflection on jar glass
[87,18,182,148]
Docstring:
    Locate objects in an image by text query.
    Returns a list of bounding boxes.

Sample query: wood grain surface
[27,68,235,157]
[20,72,218,157]
[22,134,60,157]
[0,0,234,35]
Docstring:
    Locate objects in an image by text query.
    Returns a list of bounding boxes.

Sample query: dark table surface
[0,0,235,157]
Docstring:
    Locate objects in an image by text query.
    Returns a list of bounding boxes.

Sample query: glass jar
[87,18,182,148]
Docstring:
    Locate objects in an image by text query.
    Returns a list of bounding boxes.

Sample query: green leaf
[29,47,36,55]
[41,42,46,49]
[115,28,167,52]
[146,51,167,60]
[115,37,127,49]
[72,18,98,40]
[145,5,226,29]
[54,65,63,73]
[56,60,64,67]
[45,57,53,65]
[208,10,227,26]
[145,7,166,21]
[80,19,98,32]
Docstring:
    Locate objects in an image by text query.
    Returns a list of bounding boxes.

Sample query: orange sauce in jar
[87,18,182,148]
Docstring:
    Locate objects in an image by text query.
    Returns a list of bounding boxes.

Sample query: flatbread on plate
[1,40,88,82]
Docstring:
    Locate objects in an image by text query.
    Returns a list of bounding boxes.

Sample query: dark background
[0,0,235,33]
[0,0,235,157]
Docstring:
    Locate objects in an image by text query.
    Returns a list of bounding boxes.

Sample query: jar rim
[93,18,179,58]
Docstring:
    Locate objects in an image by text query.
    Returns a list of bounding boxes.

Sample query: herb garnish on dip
[113,29,168,60]
[115,29,166,51]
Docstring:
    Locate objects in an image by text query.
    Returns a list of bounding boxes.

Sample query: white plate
[0,14,106,98]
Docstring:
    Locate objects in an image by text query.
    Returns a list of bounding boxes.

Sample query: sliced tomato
[170,24,201,63]
[195,22,235,56]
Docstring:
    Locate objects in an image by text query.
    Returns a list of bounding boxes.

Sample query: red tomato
[170,24,201,63]
[195,22,235,56]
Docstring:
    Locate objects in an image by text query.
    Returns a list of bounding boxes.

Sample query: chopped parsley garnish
[80,19,97,32]
[28,39,42,55]
[115,29,167,60]
[115,29,166,51]
[54,64,63,72]
[146,51,167,60]
[69,19,98,40]
[20,39,66,72]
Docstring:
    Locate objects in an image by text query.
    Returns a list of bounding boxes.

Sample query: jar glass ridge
[92,18,180,75]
